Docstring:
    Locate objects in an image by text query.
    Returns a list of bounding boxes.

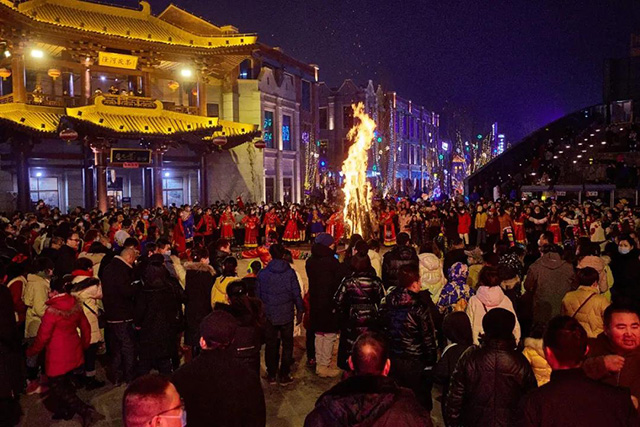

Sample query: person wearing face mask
[610,235,640,306]
[123,375,187,427]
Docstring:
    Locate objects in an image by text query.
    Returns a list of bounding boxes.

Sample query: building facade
[318,79,442,196]
[208,46,319,204]
[0,0,275,212]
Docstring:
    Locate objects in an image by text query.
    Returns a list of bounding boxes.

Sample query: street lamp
[180,69,192,78]
[30,49,44,59]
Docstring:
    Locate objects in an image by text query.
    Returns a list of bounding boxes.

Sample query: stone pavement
[19,334,444,426]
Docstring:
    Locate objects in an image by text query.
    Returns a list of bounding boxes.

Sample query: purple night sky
[114,0,639,142]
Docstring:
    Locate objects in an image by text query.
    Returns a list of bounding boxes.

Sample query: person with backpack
[561,267,610,338]
[334,250,385,371]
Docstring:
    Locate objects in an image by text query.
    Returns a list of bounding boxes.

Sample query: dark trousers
[390,358,433,411]
[107,321,135,383]
[264,321,294,377]
[137,357,173,377]
[84,343,99,376]
[48,372,90,417]
[0,397,21,427]
[306,329,316,361]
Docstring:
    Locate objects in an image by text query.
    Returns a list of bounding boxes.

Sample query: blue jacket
[257,259,304,326]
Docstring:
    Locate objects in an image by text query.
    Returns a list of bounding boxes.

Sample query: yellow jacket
[475,212,488,229]
[522,338,551,386]
[211,276,238,307]
[561,286,610,338]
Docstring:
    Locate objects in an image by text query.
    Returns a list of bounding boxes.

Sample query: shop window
[163,177,183,206]
[30,176,58,208]
[263,111,274,149]
[265,177,275,203]
[283,177,293,203]
[282,115,292,151]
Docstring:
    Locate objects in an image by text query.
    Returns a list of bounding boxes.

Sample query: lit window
[30,176,58,207]
[263,111,274,148]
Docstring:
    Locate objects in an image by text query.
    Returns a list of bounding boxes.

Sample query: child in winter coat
[437,263,474,315]
[522,323,551,386]
[432,311,473,415]
[466,266,521,345]
[26,276,100,424]
[419,243,446,303]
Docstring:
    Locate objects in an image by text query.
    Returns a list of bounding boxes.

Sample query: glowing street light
[180,69,193,78]
[30,49,44,59]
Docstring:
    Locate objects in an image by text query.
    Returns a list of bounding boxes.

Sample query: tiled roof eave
[0,3,257,53]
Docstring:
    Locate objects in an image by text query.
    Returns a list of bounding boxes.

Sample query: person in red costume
[514,209,528,244]
[326,210,345,244]
[283,206,302,243]
[219,206,235,242]
[262,206,281,241]
[241,231,307,265]
[195,207,217,247]
[380,206,397,247]
[242,210,261,248]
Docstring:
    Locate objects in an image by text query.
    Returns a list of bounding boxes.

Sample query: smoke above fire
[341,102,376,239]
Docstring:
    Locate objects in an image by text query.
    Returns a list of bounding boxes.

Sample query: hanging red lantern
[59,128,78,142]
[191,87,198,96]
[212,135,227,146]
[254,140,266,149]
[168,80,180,91]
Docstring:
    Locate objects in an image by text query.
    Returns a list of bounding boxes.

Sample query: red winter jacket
[457,213,472,234]
[26,293,91,377]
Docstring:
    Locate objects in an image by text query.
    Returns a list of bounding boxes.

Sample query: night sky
[119,0,639,141]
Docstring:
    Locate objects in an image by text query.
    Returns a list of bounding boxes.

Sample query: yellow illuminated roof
[0,102,63,134]
[66,95,219,136]
[0,96,259,143]
[10,0,257,49]
[216,119,259,138]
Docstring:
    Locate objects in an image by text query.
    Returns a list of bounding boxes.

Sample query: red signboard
[123,162,139,169]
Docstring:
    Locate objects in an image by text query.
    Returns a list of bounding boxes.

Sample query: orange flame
[341,102,376,238]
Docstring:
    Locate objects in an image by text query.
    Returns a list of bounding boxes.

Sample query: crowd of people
[0,194,639,426]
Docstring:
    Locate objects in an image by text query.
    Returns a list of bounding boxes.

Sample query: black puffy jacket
[334,272,385,369]
[381,245,419,289]
[445,339,537,427]
[379,287,437,366]
[184,262,215,346]
[214,299,265,375]
[306,243,348,332]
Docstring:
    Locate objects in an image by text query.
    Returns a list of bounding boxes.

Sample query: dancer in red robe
[513,212,527,244]
[326,210,345,243]
[262,207,281,238]
[283,206,302,243]
[380,207,396,246]
[242,211,260,248]
[219,206,235,241]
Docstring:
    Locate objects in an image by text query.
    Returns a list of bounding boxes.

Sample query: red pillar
[90,140,109,213]
[153,150,164,208]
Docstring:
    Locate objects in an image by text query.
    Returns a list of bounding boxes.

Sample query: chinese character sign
[98,52,139,70]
